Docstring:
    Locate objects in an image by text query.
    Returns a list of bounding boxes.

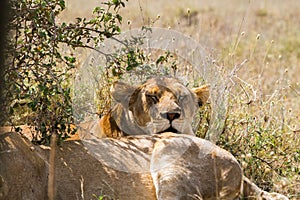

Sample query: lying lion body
[0,131,288,200]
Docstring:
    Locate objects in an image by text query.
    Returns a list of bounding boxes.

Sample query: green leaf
[59,0,66,10]
[112,0,119,4]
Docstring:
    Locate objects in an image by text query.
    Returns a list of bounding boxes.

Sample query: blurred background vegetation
[3,0,299,198]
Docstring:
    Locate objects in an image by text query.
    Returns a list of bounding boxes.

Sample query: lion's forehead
[143,85,165,95]
[142,81,192,98]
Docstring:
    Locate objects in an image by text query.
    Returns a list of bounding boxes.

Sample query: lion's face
[111,77,209,136]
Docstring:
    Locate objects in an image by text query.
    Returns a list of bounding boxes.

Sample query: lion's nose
[161,111,181,123]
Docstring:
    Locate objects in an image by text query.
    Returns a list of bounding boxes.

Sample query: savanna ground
[46,0,300,198]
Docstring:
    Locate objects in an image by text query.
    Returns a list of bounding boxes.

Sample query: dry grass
[61,0,300,198]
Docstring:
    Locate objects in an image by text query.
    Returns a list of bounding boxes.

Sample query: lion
[75,76,288,200]
[80,76,209,139]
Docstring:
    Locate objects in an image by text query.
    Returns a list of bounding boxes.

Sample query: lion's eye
[146,94,159,104]
[178,96,186,102]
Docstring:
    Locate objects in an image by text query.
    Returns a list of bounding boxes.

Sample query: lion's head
[108,76,209,136]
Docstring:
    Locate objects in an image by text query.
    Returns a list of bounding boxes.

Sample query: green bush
[4,0,127,144]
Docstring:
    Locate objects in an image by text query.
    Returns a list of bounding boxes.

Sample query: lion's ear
[111,81,137,106]
[191,85,209,107]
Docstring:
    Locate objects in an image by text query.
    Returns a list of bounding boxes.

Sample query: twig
[289,85,300,96]
[80,175,85,200]
[48,133,57,200]
[138,0,145,25]
[226,58,249,89]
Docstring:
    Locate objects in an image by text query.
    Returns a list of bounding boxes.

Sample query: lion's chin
[157,126,179,134]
